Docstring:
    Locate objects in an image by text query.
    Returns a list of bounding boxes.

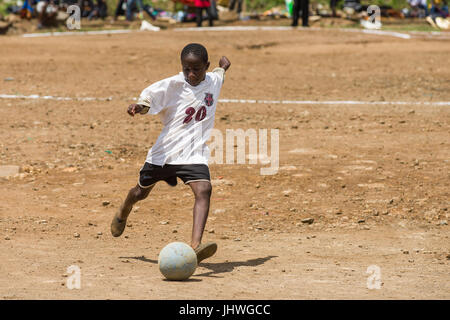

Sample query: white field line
[0,94,112,101]
[22,29,135,38]
[1,94,449,106]
[175,26,414,39]
[19,25,450,40]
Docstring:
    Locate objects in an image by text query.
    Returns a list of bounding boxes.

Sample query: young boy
[111,43,231,264]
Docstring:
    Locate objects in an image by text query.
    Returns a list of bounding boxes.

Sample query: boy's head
[181,43,210,87]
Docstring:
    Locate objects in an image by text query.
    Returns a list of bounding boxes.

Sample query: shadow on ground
[119,255,278,278]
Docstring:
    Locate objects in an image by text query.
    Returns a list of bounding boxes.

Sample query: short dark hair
[181,43,208,63]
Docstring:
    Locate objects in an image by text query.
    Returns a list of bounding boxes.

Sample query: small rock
[358,219,365,223]
[4,236,10,240]
[301,218,314,224]
[102,201,110,206]
[234,238,241,241]
[208,229,215,234]
[97,232,102,236]
[438,220,448,226]
[172,229,178,233]
[73,233,80,238]
[289,208,297,212]
[403,250,409,254]
[335,210,343,215]
[160,221,169,225]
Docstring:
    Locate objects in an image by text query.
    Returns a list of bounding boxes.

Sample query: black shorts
[138,162,211,188]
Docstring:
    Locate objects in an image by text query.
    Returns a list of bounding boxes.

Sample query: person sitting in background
[407,0,428,17]
[78,0,95,18]
[36,0,58,29]
[19,0,34,19]
[430,0,449,17]
[88,0,108,20]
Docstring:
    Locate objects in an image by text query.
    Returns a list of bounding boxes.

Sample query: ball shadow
[119,255,278,278]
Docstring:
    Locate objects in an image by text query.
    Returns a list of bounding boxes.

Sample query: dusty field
[0,28,449,300]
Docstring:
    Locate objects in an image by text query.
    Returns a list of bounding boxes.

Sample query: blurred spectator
[407,0,428,17]
[342,0,362,12]
[77,0,95,18]
[291,0,309,27]
[20,0,35,19]
[229,0,243,19]
[195,0,214,27]
[141,0,158,20]
[114,0,126,20]
[430,0,449,17]
[36,0,58,29]
[88,0,108,20]
[330,0,342,17]
[115,0,155,21]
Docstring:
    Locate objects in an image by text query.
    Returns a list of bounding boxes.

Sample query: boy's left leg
[188,181,217,263]
[188,181,212,249]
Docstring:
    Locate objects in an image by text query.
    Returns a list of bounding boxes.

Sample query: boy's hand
[219,56,231,71]
[127,104,145,116]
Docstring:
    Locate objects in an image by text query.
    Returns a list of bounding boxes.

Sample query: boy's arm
[127,103,149,116]
[219,56,231,71]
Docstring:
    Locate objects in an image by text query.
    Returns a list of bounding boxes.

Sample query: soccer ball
[158,242,198,281]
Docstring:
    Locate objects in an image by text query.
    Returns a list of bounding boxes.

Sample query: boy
[111,43,231,264]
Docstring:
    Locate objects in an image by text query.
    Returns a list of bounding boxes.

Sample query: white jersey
[137,68,225,166]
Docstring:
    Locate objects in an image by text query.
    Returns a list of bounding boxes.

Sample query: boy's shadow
[119,255,278,278]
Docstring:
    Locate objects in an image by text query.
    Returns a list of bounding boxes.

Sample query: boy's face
[182,53,210,87]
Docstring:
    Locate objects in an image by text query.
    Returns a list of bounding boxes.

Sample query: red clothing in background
[194,0,211,8]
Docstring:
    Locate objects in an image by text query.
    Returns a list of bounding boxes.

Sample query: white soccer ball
[158,242,198,281]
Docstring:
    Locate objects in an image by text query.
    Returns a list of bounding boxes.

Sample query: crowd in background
[4,0,449,29]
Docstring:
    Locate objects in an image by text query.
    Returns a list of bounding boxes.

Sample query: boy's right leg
[111,184,154,237]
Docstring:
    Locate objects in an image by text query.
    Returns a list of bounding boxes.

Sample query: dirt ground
[0,27,449,300]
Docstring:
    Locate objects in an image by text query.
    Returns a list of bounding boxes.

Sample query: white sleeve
[212,67,225,85]
[137,79,170,115]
